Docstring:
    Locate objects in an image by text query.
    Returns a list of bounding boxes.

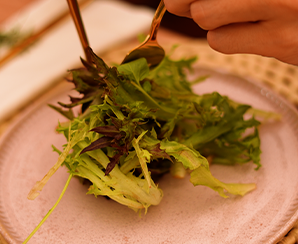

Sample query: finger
[206,22,298,65]
[189,0,272,30]
[207,22,268,55]
[164,0,194,18]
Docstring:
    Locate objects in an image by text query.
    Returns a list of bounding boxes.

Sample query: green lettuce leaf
[26,47,276,242]
[117,57,149,84]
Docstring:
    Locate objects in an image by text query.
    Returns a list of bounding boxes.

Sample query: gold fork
[67,0,92,63]
[121,0,166,68]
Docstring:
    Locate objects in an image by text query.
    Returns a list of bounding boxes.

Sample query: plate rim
[1,68,298,244]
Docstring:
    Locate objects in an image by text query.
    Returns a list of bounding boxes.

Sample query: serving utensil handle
[67,0,92,63]
[148,0,166,42]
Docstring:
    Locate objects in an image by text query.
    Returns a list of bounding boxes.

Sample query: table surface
[0,0,39,23]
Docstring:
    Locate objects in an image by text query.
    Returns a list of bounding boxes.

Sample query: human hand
[164,0,298,66]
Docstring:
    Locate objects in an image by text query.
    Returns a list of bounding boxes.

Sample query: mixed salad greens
[24,47,278,243]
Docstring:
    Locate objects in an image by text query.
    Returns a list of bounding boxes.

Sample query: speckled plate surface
[1,68,298,244]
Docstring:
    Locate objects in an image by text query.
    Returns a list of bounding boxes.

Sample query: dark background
[124,0,207,38]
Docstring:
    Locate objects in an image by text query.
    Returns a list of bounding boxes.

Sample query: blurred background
[124,0,207,38]
[0,0,35,23]
[0,0,207,38]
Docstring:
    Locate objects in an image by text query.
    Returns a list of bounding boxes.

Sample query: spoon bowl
[121,0,166,68]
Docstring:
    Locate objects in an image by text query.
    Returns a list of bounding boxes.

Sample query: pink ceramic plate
[1,68,298,244]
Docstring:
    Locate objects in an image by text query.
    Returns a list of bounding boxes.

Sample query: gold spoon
[121,0,166,68]
[66,0,92,63]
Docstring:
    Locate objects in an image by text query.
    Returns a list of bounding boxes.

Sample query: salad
[23,47,277,243]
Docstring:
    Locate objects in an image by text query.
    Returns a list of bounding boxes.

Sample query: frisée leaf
[24,47,279,242]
